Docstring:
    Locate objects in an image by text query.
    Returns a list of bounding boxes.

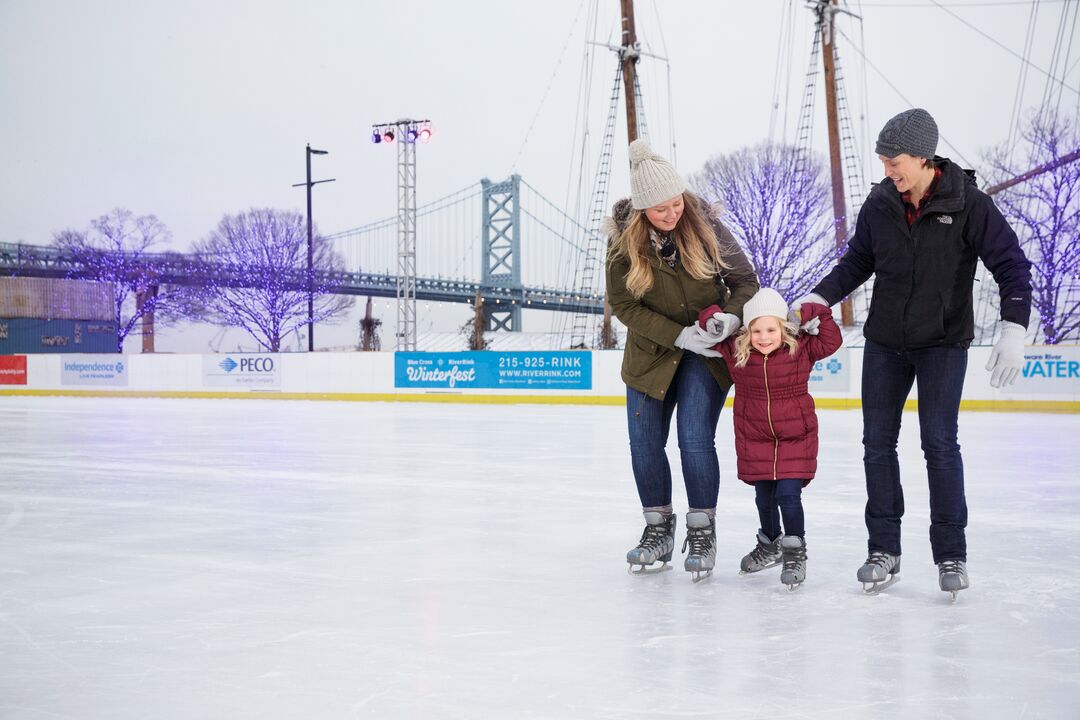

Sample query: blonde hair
[733,315,799,367]
[607,193,730,299]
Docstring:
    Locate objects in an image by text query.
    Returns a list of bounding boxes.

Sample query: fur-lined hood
[600,194,725,241]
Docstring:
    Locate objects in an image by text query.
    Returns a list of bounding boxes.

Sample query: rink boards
[0,345,1077,412]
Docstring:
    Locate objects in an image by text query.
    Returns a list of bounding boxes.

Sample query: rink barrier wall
[0,346,1077,412]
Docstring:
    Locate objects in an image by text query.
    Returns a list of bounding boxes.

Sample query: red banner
[0,355,28,385]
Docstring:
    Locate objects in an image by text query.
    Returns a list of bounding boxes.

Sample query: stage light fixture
[371,129,382,144]
[383,128,395,143]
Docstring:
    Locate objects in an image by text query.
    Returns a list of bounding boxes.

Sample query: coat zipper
[763,354,778,480]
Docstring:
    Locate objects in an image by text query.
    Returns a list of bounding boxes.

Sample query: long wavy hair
[733,316,799,367]
[607,193,730,299]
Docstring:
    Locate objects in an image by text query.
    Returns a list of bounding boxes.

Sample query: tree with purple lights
[53,208,195,352]
[190,208,353,352]
[690,143,836,301]
[983,110,1080,344]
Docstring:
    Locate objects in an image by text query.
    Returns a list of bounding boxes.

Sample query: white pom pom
[628,139,652,166]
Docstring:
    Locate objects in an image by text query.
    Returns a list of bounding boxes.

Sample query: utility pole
[819,0,855,327]
[291,144,334,351]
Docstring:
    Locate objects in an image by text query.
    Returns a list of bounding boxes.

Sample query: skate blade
[738,560,782,576]
[784,582,803,592]
[627,561,671,576]
[689,569,713,583]
[861,575,899,595]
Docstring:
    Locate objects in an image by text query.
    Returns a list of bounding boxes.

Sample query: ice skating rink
[1,396,1077,719]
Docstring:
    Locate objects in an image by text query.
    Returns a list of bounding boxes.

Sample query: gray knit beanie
[742,288,790,329]
[629,139,686,209]
[875,108,938,159]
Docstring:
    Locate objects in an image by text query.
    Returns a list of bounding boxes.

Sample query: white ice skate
[626,512,676,575]
[858,551,900,594]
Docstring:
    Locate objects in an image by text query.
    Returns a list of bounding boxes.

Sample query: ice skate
[938,560,969,601]
[739,530,783,575]
[858,551,900,594]
[626,512,676,574]
[682,511,716,583]
[779,535,807,591]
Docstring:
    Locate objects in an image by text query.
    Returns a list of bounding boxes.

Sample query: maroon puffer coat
[697,303,842,484]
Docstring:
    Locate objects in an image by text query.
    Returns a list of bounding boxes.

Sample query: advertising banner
[395,351,591,391]
[808,348,851,392]
[203,354,281,389]
[61,356,128,386]
[0,355,27,385]
[1003,347,1080,395]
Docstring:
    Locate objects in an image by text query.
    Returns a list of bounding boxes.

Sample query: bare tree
[191,208,353,352]
[53,208,193,351]
[690,143,836,300]
[359,296,382,351]
[983,110,1080,344]
[460,288,489,350]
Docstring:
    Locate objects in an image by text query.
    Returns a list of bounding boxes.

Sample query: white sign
[1003,347,1080,395]
[809,348,851,392]
[202,354,281,389]
[61,356,128,386]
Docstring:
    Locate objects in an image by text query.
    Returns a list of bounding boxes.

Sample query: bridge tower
[480,175,523,331]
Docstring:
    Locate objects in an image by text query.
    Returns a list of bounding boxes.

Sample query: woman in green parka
[606,139,758,581]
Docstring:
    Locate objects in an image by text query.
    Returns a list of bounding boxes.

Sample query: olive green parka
[604,196,759,400]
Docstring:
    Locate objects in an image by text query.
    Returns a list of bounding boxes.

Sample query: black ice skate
[858,551,900,594]
[626,512,676,575]
[938,559,969,601]
[682,511,716,583]
[739,530,784,575]
[779,535,807,591]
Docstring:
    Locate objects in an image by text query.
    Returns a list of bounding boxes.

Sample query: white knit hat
[629,139,686,209]
[742,288,789,329]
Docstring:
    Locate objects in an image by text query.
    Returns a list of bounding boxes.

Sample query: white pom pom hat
[628,139,686,210]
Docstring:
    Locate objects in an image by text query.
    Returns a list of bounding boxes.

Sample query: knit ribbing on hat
[875,108,938,159]
[742,288,789,329]
[628,139,686,210]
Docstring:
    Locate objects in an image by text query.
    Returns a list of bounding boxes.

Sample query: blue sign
[395,352,592,390]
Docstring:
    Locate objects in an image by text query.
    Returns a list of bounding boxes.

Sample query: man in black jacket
[791,108,1032,599]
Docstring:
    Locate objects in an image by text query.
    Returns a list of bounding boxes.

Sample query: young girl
[698,287,842,590]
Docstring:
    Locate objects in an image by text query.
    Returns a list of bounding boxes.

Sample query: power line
[927,0,1080,96]
[833,25,978,168]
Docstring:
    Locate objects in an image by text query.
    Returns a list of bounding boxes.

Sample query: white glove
[788,292,828,324]
[674,326,723,358]
[800,316,821,335]
[986,321,1026,388]
[701,312,741,342]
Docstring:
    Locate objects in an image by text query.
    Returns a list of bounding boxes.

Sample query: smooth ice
[1,396,1078,719]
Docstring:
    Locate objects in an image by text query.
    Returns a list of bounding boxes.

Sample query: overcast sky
[1,0,1076,349]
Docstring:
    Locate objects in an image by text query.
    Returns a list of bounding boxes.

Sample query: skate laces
[682,524,714,556]
[866,551,895,571]
[636,521,671,551]
[749,539,780,564]
[783,543,807,567]
[938,559,964,575]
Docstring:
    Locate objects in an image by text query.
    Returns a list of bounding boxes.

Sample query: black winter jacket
[813,158,1031,350]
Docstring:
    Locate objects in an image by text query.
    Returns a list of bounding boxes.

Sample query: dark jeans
[626,353,728,510]
[861,339,968,563]
[755,479,805,539]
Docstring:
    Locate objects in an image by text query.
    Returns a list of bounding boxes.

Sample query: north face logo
[937,216,953,224]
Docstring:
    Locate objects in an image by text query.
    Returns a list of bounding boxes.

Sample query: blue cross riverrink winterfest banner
[395,352,592,391]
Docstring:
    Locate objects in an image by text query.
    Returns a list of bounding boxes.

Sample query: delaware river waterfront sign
[395,352,591,391]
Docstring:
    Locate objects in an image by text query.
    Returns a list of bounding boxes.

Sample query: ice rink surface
[1,396,1078,719]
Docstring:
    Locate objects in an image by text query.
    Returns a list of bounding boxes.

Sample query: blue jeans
[626,353,728,510]
[755,479,805,539]
[861,340,968,563]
